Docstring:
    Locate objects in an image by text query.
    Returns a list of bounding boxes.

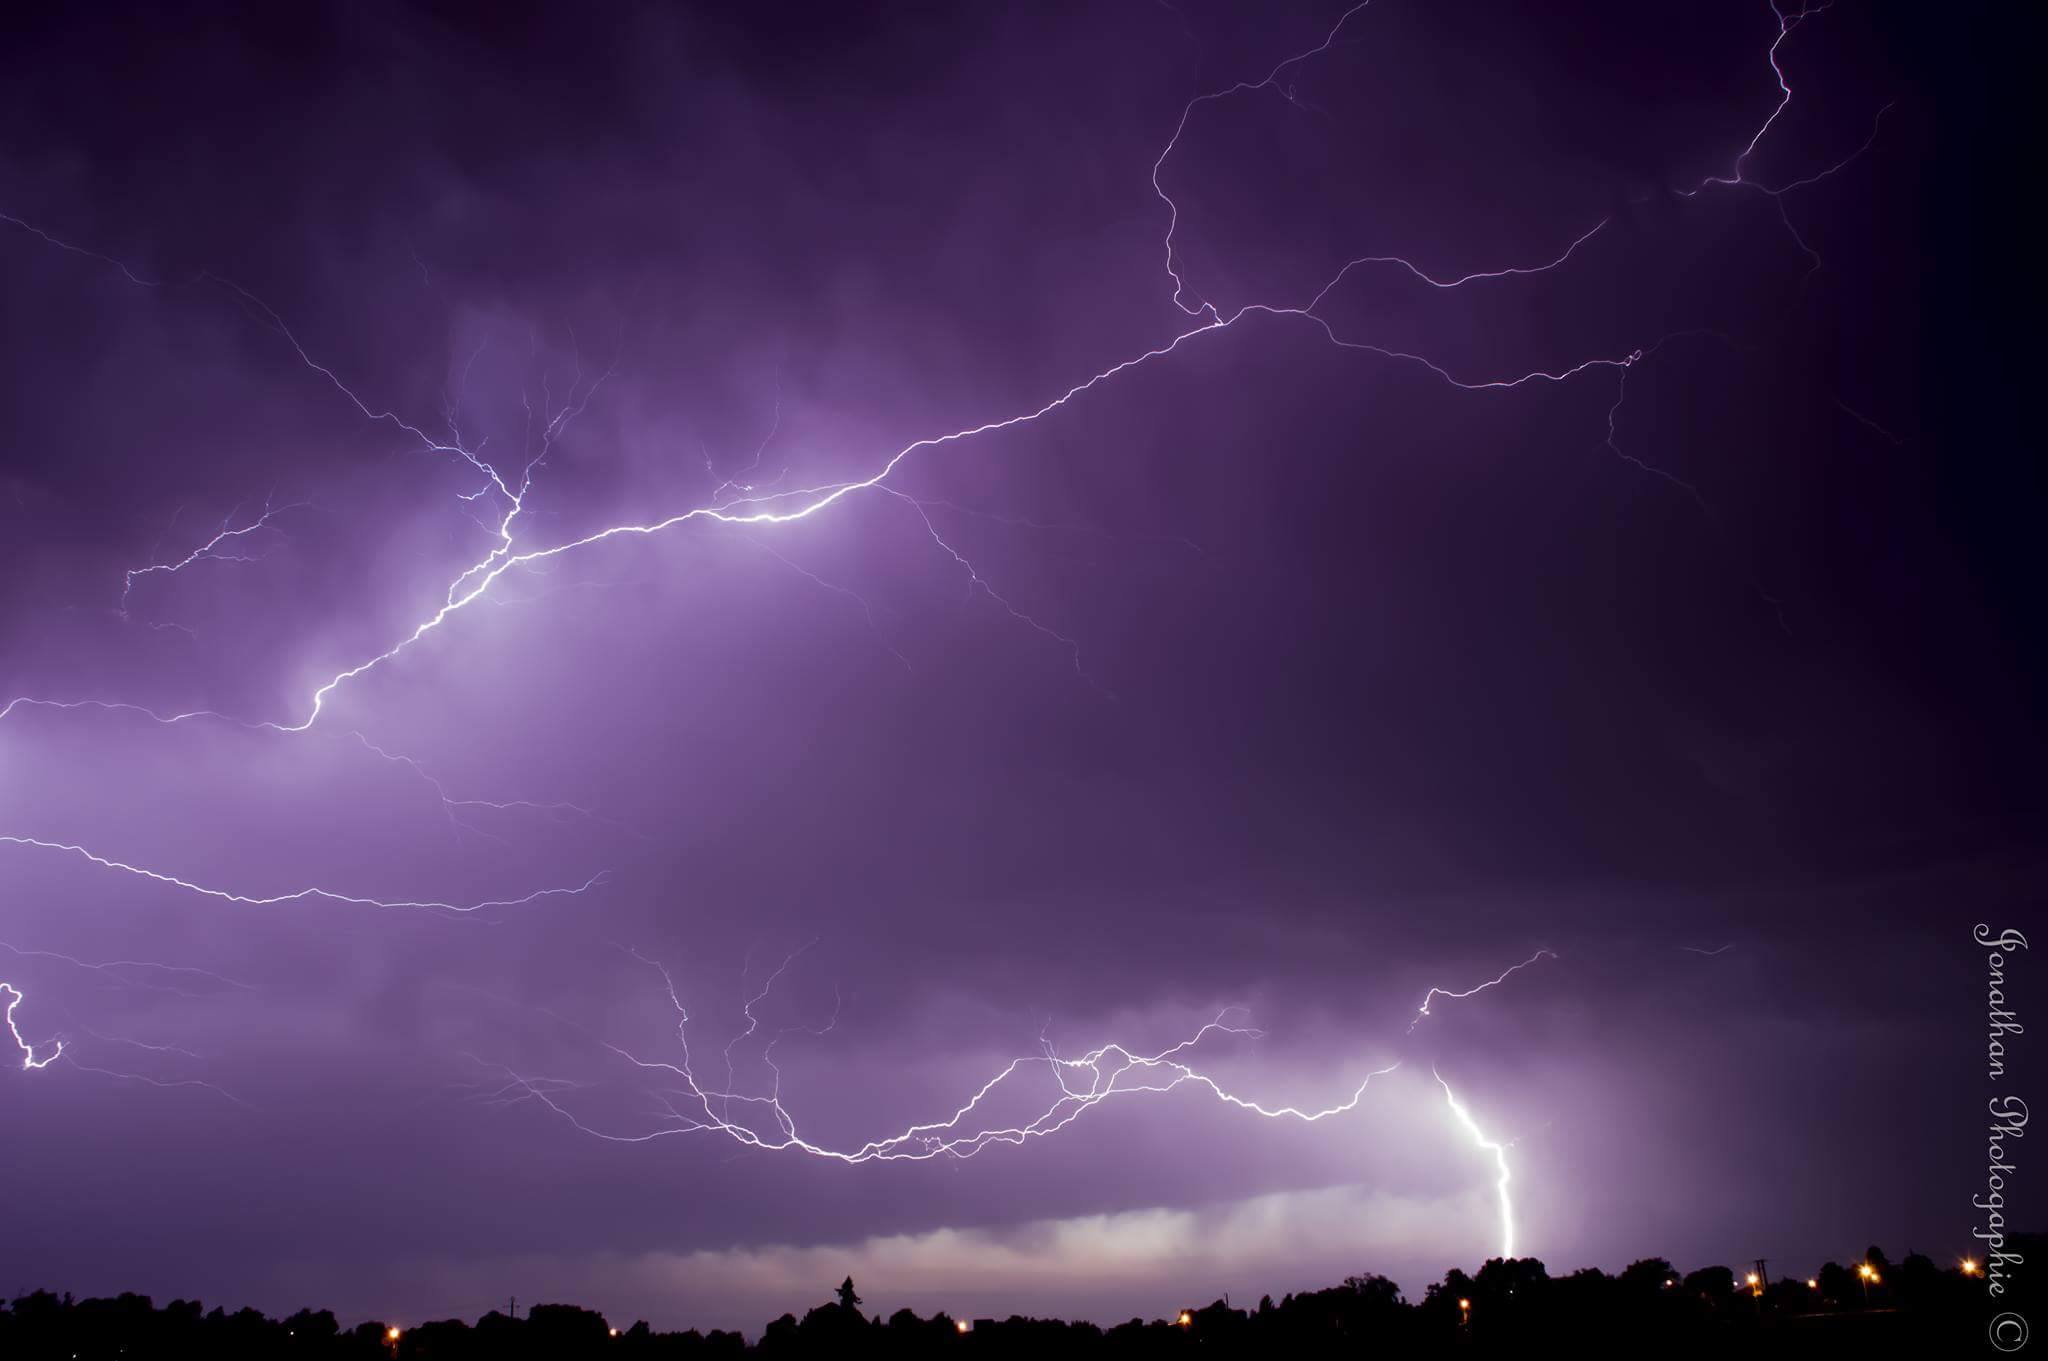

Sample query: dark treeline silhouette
[5,1238,2036,1359]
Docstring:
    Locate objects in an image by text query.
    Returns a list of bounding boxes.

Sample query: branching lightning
[1,0,1885,1268]
[466,943,1554,1260]
[484,947,1407,1163]
[120,494,312,622]
[2,981,63,1070]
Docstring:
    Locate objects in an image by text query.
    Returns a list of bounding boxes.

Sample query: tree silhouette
[1684,1265,1735,1298]
[0,1242,2010,1357]
[1816,1260,1856,1304]
[1618,1257,1678,1293]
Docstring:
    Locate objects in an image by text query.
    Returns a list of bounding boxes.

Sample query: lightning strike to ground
[1436,1066,1516,1259]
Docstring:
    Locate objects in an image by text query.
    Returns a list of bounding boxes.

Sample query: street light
[1806,1279,1817,1291]
[386,1326,402,1342]
[955,1319,970,1335]
[1962,1259,1980,1277]
[1177,1311,1192,1328]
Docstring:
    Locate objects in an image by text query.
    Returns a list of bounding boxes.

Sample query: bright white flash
[1436,1066,1514,1259]
[2,982,63,1071]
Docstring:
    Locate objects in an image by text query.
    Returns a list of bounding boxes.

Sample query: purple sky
[0,0,2035,1336]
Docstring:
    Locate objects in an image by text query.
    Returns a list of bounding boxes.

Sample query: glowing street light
[386,1326,401,1342]
[1962,1259,1980,1277]
[955,1319,970,1335]
[1177,1311,1193,1327]
[1806,1279,1818,1290]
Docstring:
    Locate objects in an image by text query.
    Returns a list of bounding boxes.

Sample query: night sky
[0,0,2036,1335]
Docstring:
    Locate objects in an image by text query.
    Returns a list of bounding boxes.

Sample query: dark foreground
[5,1241,2036,1358]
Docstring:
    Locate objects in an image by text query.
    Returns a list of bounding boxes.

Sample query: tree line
[5,1239,2034,1358]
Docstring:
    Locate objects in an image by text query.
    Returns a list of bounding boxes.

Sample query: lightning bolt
[247,0,1868,736]
[0,0,1878,931]
[0,210,160,285]
[3,0,1884,733]
[1436,1066,1515,1259]
[0,939,256,998]
[54,1054,249,1108]
[0,835,604,914]
[475,943,1554,1263]
[486,997,1402,1162]
[1670,2,1893,278]
[1,981,63,1071]
[120,493,312,621]
[1,952,246,1102]
[1410,949,1557,1031]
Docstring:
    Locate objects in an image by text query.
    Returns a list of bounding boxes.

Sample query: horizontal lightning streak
[56,1054,249,1107]
[0,940,256,996]
[0,835,605,914]
[476,944,1556,1257]
[491,1006,1401,1163]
